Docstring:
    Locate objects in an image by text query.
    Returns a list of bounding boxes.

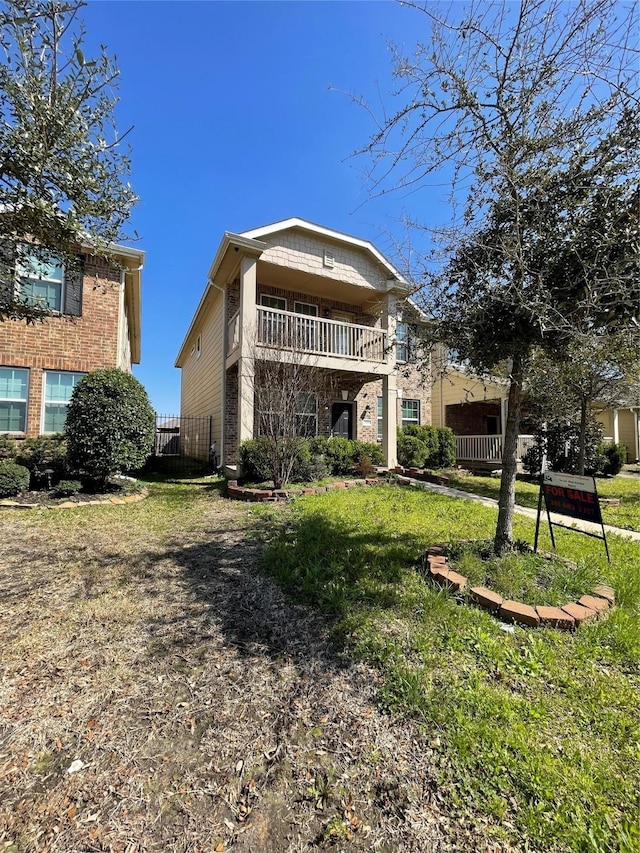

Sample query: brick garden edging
[423,546,615,630]
[226,478,380,502]
[0,488,149,511]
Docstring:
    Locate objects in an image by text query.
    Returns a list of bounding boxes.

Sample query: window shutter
[63,254,84,316]
[0,240,16,308]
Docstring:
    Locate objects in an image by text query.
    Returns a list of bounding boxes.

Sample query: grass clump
[261,483,640,852]
[445,539,600,607]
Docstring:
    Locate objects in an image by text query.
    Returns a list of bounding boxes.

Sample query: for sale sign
[534,470,609,561]
[541,472,603,525]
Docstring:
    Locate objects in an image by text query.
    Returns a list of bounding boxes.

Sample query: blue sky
[81,1,444,413]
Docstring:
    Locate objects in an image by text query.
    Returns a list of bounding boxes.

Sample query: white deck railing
[256,306,387,363]
[455,434,535,462]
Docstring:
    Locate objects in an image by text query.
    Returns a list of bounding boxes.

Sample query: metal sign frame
[534,471,610,562]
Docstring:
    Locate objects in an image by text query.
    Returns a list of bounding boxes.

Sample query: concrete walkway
[399,476,640,543]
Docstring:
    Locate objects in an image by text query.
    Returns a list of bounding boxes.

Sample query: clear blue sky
[82,1,444,413]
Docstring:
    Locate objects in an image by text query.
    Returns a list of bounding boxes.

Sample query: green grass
[446,472,640,531]
[259,483,640,852]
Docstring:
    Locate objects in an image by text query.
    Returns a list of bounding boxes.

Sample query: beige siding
[259,231,388,291]
[431,369,507,428]
[180,288,225,458]
[596,408,638,461]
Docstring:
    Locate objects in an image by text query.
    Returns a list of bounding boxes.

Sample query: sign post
[534,471,610,561]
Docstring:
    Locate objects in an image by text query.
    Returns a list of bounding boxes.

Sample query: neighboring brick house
[0,242,144,438]
[175,218,431,473]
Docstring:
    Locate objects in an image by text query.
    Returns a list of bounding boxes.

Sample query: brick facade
[1,258,128,438]
[445,401,501,436]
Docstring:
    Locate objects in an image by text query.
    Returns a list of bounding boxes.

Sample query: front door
[331,402,353,438]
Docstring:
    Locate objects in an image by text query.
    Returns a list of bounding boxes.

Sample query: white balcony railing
[455,434,535,463]
[256,306,387,363]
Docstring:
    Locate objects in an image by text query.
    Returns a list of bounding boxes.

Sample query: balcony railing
[256,306,387,363]
[455,434,536,463]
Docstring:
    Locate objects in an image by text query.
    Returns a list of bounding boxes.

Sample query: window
[295,392,317,437]
[294,301,318,350]
[17,252,64,312]
[42,371,85,433]
[260,294,286,311]
[260,294,287,345]
[377,396,383,441]
[0,367,28,433]
[401,399,420,428]
[396,322,411,363]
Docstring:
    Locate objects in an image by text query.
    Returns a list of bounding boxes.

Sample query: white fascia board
[176,232,266,367]
[240,217,408,285]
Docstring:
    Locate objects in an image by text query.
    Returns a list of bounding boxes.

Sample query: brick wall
[0,258,123,437]
[445,401,501,436]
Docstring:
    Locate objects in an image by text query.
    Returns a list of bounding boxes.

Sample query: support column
[382,372,397,469]
[238,357,255,446]
[634,409,640,463]
[382,291,398,469]
[613,408,619,445]
[238,256,257,446]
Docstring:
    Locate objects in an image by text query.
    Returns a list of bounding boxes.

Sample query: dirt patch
[0,484,496,852]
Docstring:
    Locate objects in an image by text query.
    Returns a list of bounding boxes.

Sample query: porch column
[238,357,255,445]
[382,373,397,469]
[238,256,257,445]
[613,408,620,445]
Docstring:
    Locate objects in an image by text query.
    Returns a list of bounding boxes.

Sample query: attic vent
[323,249,335,269]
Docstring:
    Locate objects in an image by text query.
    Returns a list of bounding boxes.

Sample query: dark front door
[331,402,353,439]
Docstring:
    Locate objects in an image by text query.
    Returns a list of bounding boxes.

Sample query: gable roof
[176,218,412,367]
[240,217,408,284]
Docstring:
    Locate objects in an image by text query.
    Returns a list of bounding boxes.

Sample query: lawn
[446,471,640,531]
[260,483,640,852]
[2,477,638,852]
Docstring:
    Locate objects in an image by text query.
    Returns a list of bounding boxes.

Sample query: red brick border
[422,546,615,631]
[226,478,380,502]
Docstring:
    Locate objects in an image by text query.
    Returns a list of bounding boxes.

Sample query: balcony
[249,306,388,365]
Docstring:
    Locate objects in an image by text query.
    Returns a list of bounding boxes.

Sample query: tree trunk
[494,354,524,555]
[577,398,588,476]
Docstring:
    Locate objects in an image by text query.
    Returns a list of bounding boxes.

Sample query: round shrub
[65,369,155,488]
[0,460,30,497]
[397,433,427,468]
[602,442,626,476]
[55,479,82,497]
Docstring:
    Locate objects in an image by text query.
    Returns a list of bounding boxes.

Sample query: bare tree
[245,318,329,489]
[358,0,639,553]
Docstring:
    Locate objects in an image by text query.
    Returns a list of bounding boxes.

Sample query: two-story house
[0,242,144,438]
[176,218,431,474]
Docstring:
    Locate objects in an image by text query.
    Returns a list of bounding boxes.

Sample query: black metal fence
[147,414,214,475]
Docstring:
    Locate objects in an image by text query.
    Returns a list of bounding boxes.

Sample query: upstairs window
[42,371,85,433]
[0,367,28,433]
[396,322,417,363]
[17,253,64,312]
[8,245,84,316]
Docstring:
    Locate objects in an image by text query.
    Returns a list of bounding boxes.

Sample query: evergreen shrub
[0,460,30,497]
[65,369,155,488]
